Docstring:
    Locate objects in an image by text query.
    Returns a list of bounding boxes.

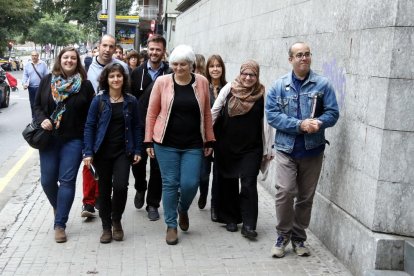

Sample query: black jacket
[130,60,172,130]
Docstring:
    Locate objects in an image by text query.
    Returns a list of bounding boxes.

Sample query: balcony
[139,5,159,20]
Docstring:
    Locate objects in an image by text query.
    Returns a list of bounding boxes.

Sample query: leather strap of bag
[31,63,42,80]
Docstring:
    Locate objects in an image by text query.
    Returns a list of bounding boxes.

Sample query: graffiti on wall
[322,59,346,109]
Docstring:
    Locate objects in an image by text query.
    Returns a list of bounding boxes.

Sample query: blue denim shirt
[83,92,143,157]
[265,70,339,153]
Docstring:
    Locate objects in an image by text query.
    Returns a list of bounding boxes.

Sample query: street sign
[99,14,139,23]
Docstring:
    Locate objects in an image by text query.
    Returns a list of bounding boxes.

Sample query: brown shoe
[178,212,189,231]
[166,227,178,245]
[112,221,124,241]
[54,227,67,243]
[100,229,112,243]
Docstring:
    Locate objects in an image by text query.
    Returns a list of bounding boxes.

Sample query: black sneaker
[134,191,145,209]
[147,206,160,221]
[81,204,95,218]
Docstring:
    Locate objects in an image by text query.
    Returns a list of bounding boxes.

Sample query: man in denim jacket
[265,42,339,258]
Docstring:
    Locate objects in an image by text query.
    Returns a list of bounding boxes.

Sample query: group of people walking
[29,34,339,258]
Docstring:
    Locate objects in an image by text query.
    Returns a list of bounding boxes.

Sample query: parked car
[0,68,10,108]
[0,57,12,71]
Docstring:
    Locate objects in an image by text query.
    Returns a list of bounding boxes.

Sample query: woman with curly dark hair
[83,63,143,243]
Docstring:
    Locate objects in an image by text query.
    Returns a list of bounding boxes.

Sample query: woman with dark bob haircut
[83,63,143,244]
[34,46,95,243]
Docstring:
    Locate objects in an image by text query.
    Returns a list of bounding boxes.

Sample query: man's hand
[300,119,322,134]
[23,84,28,90]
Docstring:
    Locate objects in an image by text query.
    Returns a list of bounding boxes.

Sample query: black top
[215,94,264,178]
[162,74,203,149]
[98,102,125,157]
[33,74,95,140]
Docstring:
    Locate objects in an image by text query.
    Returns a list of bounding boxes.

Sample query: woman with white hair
[145,45,215,245]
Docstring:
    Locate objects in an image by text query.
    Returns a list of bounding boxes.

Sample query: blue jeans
[39,137,83,229]
[154,144,203,228]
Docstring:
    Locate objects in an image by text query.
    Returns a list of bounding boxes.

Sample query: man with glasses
[265,42,339,258]
[22,51,48,118]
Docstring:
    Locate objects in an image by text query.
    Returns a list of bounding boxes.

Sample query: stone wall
[173,0,414,275]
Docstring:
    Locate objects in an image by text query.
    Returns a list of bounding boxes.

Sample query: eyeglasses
[240,72,257,78]
[293,52,312,59]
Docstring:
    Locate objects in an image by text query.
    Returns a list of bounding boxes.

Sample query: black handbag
[22,121,51,150]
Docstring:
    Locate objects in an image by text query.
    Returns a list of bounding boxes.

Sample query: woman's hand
[41,119,53,131]
[146,148,155,158]
[132,154,141,165]
[204,147,213,157]
[83,157,93,168]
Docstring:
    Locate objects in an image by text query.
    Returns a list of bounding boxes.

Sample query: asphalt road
[0,69,36,211]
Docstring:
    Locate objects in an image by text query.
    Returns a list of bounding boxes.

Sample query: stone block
[405,241,414,275]
[373,181,414,236]
[390,27,414,80]
[383,79,414,131]
[363,270,409,276]
[379,131,414,184]
[365,76,389,129]
[347,0,398,30]
[396,0,414,26]
[357,29,394,77]
[310,192,410,276]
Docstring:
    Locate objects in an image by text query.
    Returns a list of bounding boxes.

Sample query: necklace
[110,95,122,103]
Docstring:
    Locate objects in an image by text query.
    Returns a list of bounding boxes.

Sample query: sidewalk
[0,153,353,276]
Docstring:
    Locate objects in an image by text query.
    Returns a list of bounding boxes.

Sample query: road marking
[0,148,35,193]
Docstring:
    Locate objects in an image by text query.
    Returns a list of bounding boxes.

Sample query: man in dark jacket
[130,34,172,221]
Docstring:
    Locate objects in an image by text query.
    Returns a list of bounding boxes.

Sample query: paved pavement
[0,148,353,275]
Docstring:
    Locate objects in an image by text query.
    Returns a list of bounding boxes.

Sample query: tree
[0,0,38,56]
[28,14,82,50]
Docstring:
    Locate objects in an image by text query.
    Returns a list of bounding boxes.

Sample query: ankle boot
[54,226,67,243]
[100,229,112,243]
[112,221,124,241]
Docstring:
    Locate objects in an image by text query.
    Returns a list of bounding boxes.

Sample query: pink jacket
[145,73,215,145]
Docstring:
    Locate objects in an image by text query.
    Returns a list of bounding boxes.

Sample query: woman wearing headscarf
[211,59,273,239]
[34,46,95,243]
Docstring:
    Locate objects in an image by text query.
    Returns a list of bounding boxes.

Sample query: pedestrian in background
[198,54,227,220]
[194,54,206,76]
[81,34,129,219]
[83,63,142,244]
[114,45,124,61]
[145,45,214,245]
[23,51,49,118]
[211,59,273,239]
[33,46,95,243]
[266,42,339,258]
[126,50,140,75]
[130,34,172,221]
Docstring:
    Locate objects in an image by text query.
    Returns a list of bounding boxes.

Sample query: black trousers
[131,151,162,208]
[217,175,258,229]
[94,151,130,229]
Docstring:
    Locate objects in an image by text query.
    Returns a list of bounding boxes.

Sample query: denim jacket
[265,70,339,153]
[83,92,143,158]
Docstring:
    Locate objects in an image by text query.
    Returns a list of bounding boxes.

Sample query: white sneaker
[271,235,290,258]
[292,240,311,256]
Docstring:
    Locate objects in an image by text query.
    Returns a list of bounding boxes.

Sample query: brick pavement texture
[0,161,353,276]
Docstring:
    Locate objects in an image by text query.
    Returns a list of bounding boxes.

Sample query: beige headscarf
[228,60,265,117]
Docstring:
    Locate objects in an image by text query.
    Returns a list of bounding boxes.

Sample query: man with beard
[130,35,172,221]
